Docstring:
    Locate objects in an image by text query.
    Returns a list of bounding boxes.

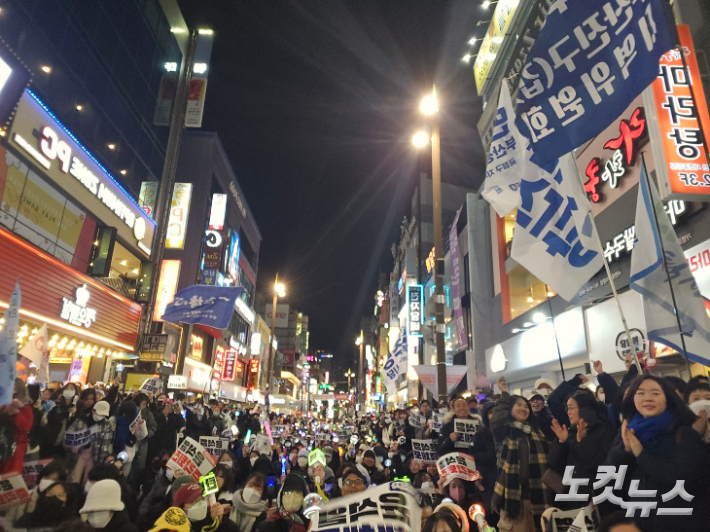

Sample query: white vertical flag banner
[0,280,21,405]
[383,328,407,397]
[511,153,603,301]
[630,167,710,366]
[19,323,47,366]
[482,81,525,217]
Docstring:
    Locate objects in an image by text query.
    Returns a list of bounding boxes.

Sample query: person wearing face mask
[3,459,69,527]
[14,481,78,531]
[88,462,139,524]
[174,482,237,532]
[230,472,267,532]
[79,479,137,532]
[359,450,386,485]
[40,382,79,459]
[290,449,309,479]
[64,389,101,483]
[150,399,182,462]
[440,477,479,531]
[257,474,309,532]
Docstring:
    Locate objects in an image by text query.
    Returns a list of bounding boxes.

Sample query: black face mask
[39,496,65,512]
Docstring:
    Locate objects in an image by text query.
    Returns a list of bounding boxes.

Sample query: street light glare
[355,336,363,346]
[275,282,286,297]
[420,93,439,115]
[462,54,472,63]
[412,131,430,148]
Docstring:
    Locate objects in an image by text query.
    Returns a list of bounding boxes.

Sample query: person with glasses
[527,393,555,442]
[338,464,369,496]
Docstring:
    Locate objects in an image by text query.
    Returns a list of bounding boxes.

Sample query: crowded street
[1,1,710,532]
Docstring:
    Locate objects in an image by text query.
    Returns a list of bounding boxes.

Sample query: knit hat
[173,483,202,508]
[170,475,196,498]
[80,479,125,513]
[363,450,376,460]
[148,507,191,532]
[94,400,110,417]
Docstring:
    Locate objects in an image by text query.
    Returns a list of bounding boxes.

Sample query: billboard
[227,231,240,283]
[473,0,520,94]
[265,304,289,328]
[165,183,192,249]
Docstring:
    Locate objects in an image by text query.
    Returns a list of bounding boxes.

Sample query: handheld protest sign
[436,452,481,484]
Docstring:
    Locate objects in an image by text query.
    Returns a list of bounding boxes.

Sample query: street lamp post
[355,333,364,409]
[265,275,286,392]
[345,368,355,393]
[414,87,447,406]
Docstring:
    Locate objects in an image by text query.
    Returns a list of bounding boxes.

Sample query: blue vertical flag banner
[511,153,604,301]
[0,280,21,405]
[383,328,408,397]
[630,166,710,366]
[515,0,676,165]
[482,81,524,216]
[160,285,243,329]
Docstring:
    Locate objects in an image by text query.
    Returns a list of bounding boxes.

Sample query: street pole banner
[412,365,468,397]
[167,437,218,482]
[514,0,676,166]
[0,473,31,509]
[436,453,481,484]
[161,285,244,328]
[384,328,407,396]
[630,165,710,366]
[309,482,422,532]
[412,439,438,463]
[449,205,467,350]
[199,436,230,457]
[453,419,481,447]
[510,153,604,301]
[0,280,20,406]
[482,81,524,217]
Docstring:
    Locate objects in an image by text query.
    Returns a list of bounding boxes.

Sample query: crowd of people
[1,356,710,532]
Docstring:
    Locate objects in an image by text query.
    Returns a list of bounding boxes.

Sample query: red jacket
[0,404,33,475]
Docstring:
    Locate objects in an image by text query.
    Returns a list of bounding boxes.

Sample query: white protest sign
[408,414,425,429]
[251,434,271,456]
[22,459,52,489]
[436,452,480,484]
[0,473,31,509]
[167,436,218,482]
[64,423,101,448]
[140,377,163,395]
[130,412,148,441]
[411,439,438,463]
[310,482,421,532]
[199,436,230,457]
[453,418,480,446]
[430,413,445,432]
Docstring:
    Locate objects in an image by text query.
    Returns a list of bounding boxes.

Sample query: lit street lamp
[345,368,355,393]
[413,86,447,405]
[265,275,286,392]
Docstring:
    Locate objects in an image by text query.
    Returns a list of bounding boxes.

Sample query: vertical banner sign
[208,194,227,230]
[153,260,181,322]
[407,285,424,337]
[649,25,710,200]
[166,183,193,249]
[213,345,225,380]
[185,78,208,128]
[514,0,676,165]
[0,280,20,405]
[139,182,159,217]
[222,348,237,381]
[449,207,467,350]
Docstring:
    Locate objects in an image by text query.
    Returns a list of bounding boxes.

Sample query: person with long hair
[490,378,550,532]
[604,375,710,531]
[41,382,80,459]
[230,472,268,532]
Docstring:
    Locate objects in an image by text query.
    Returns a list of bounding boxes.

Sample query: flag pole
[640,154,692,376]
[573,162,644,374]
[544,284,566,380]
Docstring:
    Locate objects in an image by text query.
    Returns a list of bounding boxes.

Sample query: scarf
[492,422,549,519]
[231,489,266,532]
[627,409,674,449]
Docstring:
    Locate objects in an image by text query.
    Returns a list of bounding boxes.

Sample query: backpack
[0,412,16,463]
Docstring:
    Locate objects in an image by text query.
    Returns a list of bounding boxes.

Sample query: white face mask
[221,460,233,468]
[242,487,261,504]
[187,499,208,521]
[92,414,105,422]
[63,390,75,400]
[250,457,258,466]
[297,457,308,467]
[87,511,113,529]
[420,481,433,490]
[38,479,54,493]
[84,481,93,494]
[166,468,175,480]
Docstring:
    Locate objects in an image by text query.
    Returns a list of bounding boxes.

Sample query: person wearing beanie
[149,507,192,532]
[290,449,309,479]
[360,450,386,485]
[173,482,237,532]
[256,474,309,532]
[80,479,137,532]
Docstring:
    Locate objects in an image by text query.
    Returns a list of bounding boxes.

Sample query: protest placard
[409,414,425,429]
[22,459,52,489]
[199,436,230,457]
[167,437,217,482]
[411,439,438,463]
[140,377,163,395]
[453,418,480,446]
[436,452,480,484]
[310,482,421,532]
[0,473,32,509]
[64,423,101,448]
[130,412,148,441]
[252,434,271,456]
[431,413,445,432]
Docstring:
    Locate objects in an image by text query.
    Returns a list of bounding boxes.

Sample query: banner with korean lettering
[630,165,710,366]
[166,437,218,482]
[412,440,438,463]
[436,453,480,484]
[310,482,421,532]
[383,328,407,397]
[161,285,243,329]
[482,81,524,216]
[510,153,604,301]
[22,459,52,490]
[0,280,20,406]
[199,436,230,457]
[449,206,467,351]
[431,413,445,432]
[453,418,481,447]
[0,473,31,509]
[515,0,676,165]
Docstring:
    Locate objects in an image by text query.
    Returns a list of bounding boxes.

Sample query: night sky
[178,0,487,371]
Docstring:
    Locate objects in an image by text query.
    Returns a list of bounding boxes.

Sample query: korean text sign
[515,0,676,165]
[161,285,243,329]
[167,437,218,482]
[0,473,32,510]
[436,453,480,484]
[412,440,438,463]
[199,436,230,457]
[310,482,421,532]
[650,25,710,199]
[454,418,481,445]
